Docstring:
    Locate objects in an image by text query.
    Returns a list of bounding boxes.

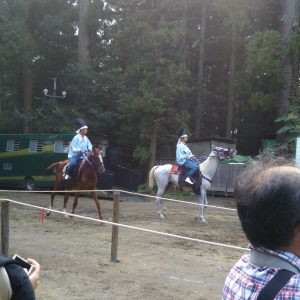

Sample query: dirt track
[0,190,248,299]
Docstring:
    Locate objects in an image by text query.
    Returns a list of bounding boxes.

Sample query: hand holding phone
[12,254,35,275]
[27,258,40,290]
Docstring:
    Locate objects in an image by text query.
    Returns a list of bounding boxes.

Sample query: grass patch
[137,184,196,201]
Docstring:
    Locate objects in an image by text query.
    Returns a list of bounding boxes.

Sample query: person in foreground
[222,165,300,300]
[0,256,40,300]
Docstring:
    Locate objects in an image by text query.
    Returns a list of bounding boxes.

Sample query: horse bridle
[199,148,233,183]
[212,147,233,160]
[83,153,104,172]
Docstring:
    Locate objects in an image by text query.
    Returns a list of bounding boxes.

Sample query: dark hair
[235,164,300,250]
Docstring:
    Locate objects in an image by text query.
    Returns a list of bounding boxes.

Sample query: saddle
[171,165,201,195]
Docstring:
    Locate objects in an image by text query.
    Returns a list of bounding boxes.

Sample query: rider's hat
[75,118,88,134]
[178,128,188,138]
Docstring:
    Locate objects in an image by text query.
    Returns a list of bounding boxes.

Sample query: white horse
[148,146,236,223]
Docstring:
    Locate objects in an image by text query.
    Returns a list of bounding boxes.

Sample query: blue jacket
[68,134,92,159]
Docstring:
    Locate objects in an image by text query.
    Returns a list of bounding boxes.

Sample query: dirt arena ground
[0,190,248,300]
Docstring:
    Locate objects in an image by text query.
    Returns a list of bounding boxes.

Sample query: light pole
[43,78,67,99]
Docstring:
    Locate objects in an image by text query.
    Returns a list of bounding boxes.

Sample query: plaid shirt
[222,248,300,299]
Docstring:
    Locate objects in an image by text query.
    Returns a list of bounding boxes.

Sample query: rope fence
[0,189,237,212]
[0,189,248,261]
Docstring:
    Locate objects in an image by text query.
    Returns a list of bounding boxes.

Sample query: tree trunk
[146,122,158,191]
[78,0,90,68]
[181,0,188,66]
[195,5,206,139]
[278,0,295,118]
[22,67,33,133]
[225,21,237,139]
[290,41,299,105]
[0,78,2,114]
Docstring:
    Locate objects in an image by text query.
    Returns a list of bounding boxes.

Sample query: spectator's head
[236,165,300,250]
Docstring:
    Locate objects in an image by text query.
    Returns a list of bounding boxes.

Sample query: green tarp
[222,155,254,164]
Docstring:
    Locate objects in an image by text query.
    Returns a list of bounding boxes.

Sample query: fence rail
[0,189,247,261]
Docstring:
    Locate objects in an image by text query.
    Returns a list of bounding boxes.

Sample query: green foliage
[288,31,300,55]
[133,146,150,168]
[245,30,284,111]
[277,106,300,150]
[248,92,278,112]
[107,1,193,168]
[246,30,284,79]
[0,0,298,176]
[137,183,195,200]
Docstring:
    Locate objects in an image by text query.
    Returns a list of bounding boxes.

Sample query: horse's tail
[44,161,62,175]
[148,165,159,192]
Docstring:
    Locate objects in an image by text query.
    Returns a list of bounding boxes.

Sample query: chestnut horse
[44,146,105,219]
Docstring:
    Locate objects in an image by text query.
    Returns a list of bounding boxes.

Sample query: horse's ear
[212,145,215,150]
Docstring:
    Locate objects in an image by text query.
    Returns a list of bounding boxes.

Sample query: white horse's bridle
[211,147,235,160]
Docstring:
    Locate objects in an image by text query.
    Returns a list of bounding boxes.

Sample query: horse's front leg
[71,192,80,216]
[46,192,56,216]
[156,188,166,219]
[196,187,208,224]
[63,192,70,217]
[91,191,103,220]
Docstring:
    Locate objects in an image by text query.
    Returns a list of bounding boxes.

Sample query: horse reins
[82,153,93,166]
[201,174,212,183]
[83,153,104,172]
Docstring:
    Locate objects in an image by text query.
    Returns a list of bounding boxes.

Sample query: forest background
[1,0,300,178]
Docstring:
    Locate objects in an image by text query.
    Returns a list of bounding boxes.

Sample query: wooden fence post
[1,201,9,256]
[110,191,120,262]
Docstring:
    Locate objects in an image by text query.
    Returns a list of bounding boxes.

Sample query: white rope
[0,189,237,212]
[0,198,248,252]
[116,190,237,212]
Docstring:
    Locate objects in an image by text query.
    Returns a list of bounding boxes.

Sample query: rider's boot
[64,168,72,180]
[64,174,70,180]
[185,177,195,185]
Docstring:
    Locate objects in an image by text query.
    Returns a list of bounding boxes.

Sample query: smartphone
[12,254,35,275]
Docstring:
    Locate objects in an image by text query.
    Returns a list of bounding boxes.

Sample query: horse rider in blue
[176,129,198,185]
[64,118,93,180]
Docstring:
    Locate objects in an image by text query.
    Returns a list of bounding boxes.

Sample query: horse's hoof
[194,216,207,224]
[46,211,51,217]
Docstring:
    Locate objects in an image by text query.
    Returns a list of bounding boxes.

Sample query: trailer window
[29,140,43,152]
[54,140,69,153]
[3,162,12,171]
[6,140,20,151]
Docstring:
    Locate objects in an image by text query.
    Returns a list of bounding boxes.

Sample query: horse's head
[212,146,236,161]
[89,146,105,174]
